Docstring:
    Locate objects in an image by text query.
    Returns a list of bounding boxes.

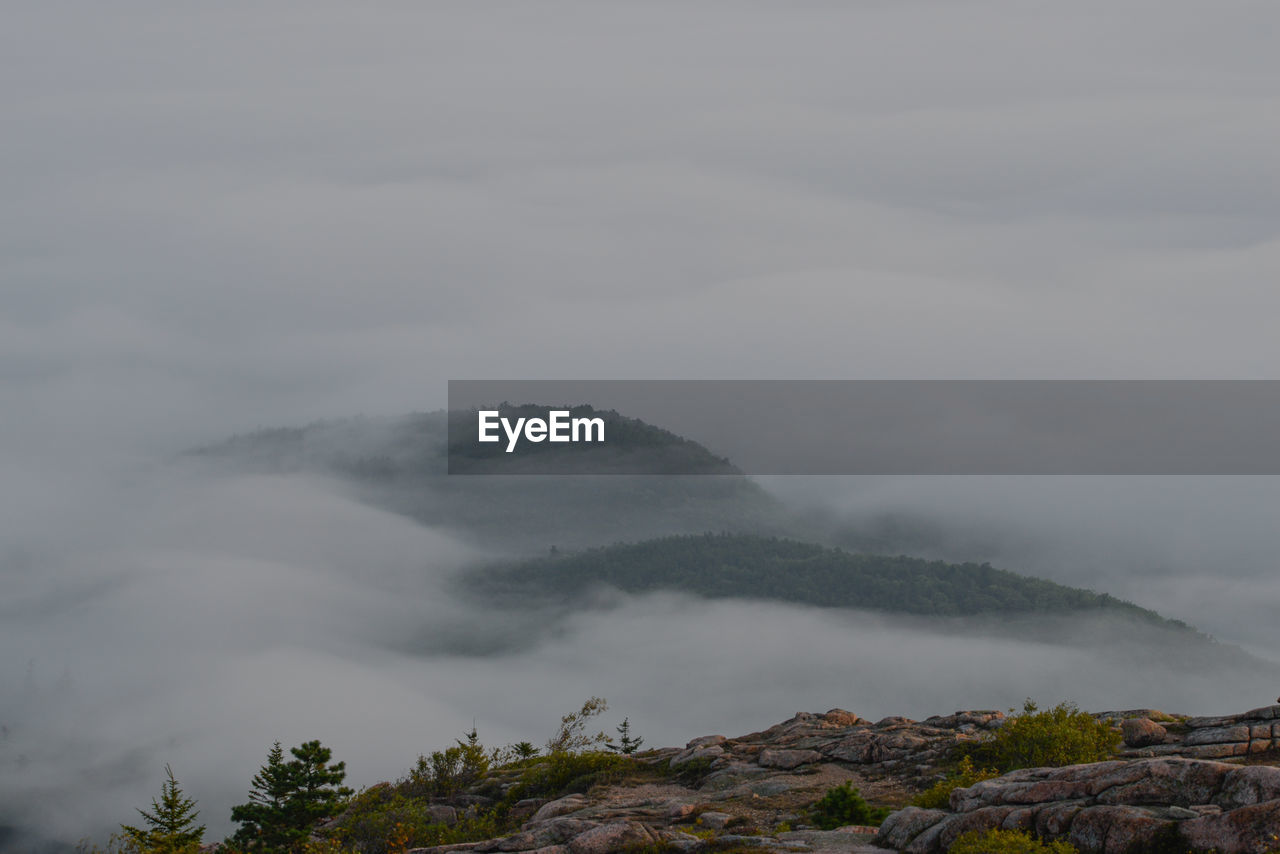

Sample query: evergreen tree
[511,741,540,759]
[121,764,205,854]
[228,741,291,851]
[229,740,352,853]
[606,717,644,754]
[281,740,352,829]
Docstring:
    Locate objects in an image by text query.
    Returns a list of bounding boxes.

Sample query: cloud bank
[4,1,1280,847]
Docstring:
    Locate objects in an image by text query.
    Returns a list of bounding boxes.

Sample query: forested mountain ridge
[187,410,785,551]
[469,532,1199,630]
[192,410,1222,650]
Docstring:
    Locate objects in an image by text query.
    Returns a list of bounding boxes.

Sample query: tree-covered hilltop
[190,411,1205,641]
[186,411,786,552]
[471,533,1197,629]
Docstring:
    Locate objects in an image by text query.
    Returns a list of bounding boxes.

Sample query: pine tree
[281,740,353,830]
[229,741,291,851]
[511,741,540,759]
[121,764,205,854]
[606,717,644,755]
[229,740,352,853]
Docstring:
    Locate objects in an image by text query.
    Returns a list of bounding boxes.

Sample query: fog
[5,0,1280,848]
[0,460,673,843]
[761,476,1280,657]
[4,460,1278,845]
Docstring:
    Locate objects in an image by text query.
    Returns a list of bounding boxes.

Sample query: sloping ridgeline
[187,410,786,552]
[471,532,1196,629]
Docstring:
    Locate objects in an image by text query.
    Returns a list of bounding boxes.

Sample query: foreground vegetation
[910,700,1120,813]
[911,756,1001,809]
[90,695,1130,854]
[949,828,1078,854]
[806,782,890,829]
[968,700,1122,772]
[89,698,677,854]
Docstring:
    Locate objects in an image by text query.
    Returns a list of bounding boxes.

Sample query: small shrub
[912,756,1001,808]
[329,790,508,854]
[969,700,1120,772]
[948,828,1077,854]
[806,781,890,830]
[328,789,437,854]
[408,728,490,800]
[507,750,628,800]
[544,697,610,753]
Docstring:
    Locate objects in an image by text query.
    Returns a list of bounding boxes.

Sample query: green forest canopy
[473,533,1196,629]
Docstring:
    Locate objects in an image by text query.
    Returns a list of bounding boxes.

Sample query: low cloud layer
[0,465,489,842]
[3,462,1275,846]
[5,1,1280,848]
[762,475,1280,656]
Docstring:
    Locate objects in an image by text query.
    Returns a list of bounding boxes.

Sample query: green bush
[969,701,1120,772]
[507,750,628,800]
[321,701,653,853]
[912,756,1001,809]
[948,828,1077,854]
[405,728,490,800]
[806,782,890,830]
[328,787,507,854]
[328,788,432,854]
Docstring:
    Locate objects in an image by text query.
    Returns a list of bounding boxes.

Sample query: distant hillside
[191,413,1222,651]
[471,533,1201,631]
[188,410,785,552]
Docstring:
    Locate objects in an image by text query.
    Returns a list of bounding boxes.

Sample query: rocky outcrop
[403,704,1280,854]
[1111,704,1280,760]
[875,755,1280,854]
[403,708,994,854]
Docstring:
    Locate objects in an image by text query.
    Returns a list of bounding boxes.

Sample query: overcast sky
[5,1,1280,457]
[4,1,1280,846]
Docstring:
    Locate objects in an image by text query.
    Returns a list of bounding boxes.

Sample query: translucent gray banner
[447,381,1280,475]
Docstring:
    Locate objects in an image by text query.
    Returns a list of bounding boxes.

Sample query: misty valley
[10,4,1280,851]
[5,409,1280,854]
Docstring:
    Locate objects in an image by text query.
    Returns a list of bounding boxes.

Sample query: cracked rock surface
[396,705,1280,854]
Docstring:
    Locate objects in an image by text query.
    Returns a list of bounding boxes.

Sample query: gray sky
[6,1,1280,457]
[4,1,1280,846]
